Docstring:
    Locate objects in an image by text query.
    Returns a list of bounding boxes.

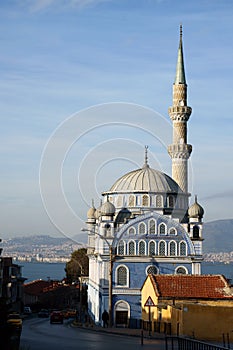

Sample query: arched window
[128,241,135,256]
[116,266,128,286]
[149,241,156,256]
[146,265,158,275]
[168,195,175,208]
[117,195,123,207]
[159,223,166,235]
[169,228,176,235]
[156,195,163,208]
[179,241,187,256]
[158,241,166,256]
[149,219,156,234]
[142,195,149,207]
[118,240,125,255]
[128,195,135,207]
[139,241,146,255]
[176,266,188,275]
[128,227,136,235]
[139,222,146,235]
[169,241,176,256]
[193,225,200,239]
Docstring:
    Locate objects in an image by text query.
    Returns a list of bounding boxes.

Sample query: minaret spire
[168,26,192,196]
[175,24,186,84]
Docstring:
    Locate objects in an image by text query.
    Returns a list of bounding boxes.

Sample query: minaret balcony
[168,106,192,121]
[168,144,192,159]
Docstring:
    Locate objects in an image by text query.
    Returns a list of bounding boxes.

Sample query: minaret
[168,25,192,194]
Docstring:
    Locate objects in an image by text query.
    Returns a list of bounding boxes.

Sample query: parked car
[38,309,49,318]
[62,309,77,319]
[24,306,32,315]
[50,311,63,324]
[7,313,22,331]
[61,310,69,319]
[66,309,77,318]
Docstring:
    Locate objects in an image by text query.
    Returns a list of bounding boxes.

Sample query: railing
[165,336,231,350]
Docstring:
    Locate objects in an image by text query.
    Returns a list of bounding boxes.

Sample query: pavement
[72,320,166,340]
[71,321,233,349]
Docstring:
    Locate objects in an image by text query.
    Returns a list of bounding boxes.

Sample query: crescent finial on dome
[143,145,149,168]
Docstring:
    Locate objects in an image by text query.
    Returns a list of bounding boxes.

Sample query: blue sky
[0,0,232,241]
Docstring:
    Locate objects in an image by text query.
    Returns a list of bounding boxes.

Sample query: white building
[84,26,204,327]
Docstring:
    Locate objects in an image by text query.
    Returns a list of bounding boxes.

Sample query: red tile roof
[149,275,233,299]
[24,280,52,296]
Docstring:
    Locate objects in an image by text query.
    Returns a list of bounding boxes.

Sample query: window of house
[142,195,149,206]
[159,223,166,235]
[128,227,136,235]
[169,241,176,256]
[139,241,146,255]
[139,222,146,235]
[158,241,166,256]
[156,195,163,208]
[128,241,135,255]
[193,225,200,239]
[128,195,135,207]
[169,228,176,235]
[117,195,123,207]
[176,267,187,275]
[118,240,125,255]
[168,195,175,208]
[117,266,127,286]
[149,241,156,256]
[149,219,156,234]
[146,265,158,275]
[179,241,187,256]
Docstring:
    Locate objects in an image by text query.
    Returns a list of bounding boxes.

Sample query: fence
[165,336,231,350]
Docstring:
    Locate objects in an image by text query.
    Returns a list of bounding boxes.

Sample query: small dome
[100,200,115,216]
[87,200,96,219]
[87,206,96,219]
[188,196,204,219]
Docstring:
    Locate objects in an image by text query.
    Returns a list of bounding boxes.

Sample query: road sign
[144,296,156,307]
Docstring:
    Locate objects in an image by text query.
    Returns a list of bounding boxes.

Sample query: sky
[0,0,232,242]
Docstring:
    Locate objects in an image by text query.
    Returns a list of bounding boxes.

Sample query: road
[20,317,166,350]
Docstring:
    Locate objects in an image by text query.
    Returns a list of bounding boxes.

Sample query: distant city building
[84,26,205,326]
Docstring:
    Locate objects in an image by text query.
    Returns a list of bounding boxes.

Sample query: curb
[71,321,165,340]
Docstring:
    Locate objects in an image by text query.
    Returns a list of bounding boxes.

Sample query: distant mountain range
[203,219,233,253]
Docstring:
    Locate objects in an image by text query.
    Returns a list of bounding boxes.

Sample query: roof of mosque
[107,163,181,194]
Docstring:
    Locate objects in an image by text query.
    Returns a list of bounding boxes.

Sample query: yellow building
[141,274,233,342]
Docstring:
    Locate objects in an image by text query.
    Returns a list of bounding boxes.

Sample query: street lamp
[76,260,84,322]
[81,228,114,327]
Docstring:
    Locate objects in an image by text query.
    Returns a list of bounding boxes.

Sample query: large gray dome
[108,164,181,194]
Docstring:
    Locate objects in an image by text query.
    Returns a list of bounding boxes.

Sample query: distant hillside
[203,219,233,253]
[4,235,69,246]
[2,219,233,255]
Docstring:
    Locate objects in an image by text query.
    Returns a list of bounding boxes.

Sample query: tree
[65,248,89,283]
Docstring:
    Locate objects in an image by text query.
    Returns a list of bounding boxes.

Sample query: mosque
[84,26,204,327]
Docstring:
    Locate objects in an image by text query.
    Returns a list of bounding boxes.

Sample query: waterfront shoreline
[20,261,233,283]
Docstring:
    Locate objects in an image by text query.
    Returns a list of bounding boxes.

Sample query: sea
[19,261,233,283]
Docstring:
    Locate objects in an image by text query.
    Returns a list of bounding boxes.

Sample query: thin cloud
[202,190,233,201]
[27,0,110,12]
